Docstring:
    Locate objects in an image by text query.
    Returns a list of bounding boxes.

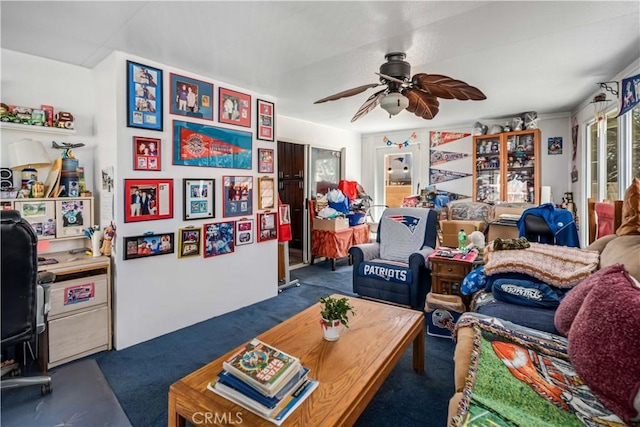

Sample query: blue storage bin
[348,212,366,226]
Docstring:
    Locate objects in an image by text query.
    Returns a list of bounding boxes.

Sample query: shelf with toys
[1,103,76,134]
[0,121,76,135]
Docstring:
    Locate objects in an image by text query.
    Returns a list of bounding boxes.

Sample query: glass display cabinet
[473,129,540,204]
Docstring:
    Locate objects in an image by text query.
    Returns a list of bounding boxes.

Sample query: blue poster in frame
[172,120,252,169]
[127,60,163,131]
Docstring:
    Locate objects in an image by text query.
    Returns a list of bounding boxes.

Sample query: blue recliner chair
[349,207,438,310]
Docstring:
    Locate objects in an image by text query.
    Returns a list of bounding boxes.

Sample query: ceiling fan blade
[314,83,382,104]
[375,72,408,86]
[350,89,387,122]
[411,73,486,101]
[404,88,440,120]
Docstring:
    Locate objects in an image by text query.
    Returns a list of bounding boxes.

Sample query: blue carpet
[92,263,455,426]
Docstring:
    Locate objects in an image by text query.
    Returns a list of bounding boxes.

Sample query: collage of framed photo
[124,178,174,223]
[257,211,278,242]
[177,227,202,258]
[204,221,235,257]
[127,60,163,131]
[123,232,175,260]
[169,73,214,121]
[133,136,161,171]
[219,87,251,127]
[183,178,214,220]
[223,175,253,217]
[256,99,274,141]
[258,148,274,173]
[235,218,254,246]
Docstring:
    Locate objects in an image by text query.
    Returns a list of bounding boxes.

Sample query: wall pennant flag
[429,168,472,184]
[436,190,471,201]
[384,132,417,149]
[619,73,640,117]
[430,149,469,166]
[429,131,471,148]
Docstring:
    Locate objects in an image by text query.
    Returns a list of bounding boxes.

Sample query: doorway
[277,141,305,266]
[374,144,421,207]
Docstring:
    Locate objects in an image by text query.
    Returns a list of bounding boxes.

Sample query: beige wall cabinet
[38,251,111,369]
[472,129,540,205]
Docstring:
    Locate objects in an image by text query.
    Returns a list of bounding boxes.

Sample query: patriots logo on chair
[385,215,421,233]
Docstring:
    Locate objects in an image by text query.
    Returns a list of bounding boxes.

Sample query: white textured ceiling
[1,1,639,134]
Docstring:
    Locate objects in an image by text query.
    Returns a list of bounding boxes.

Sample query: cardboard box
[313,217,349,231]
[486,222,520,242]
[493,205,531,220]
[439,220,485,247]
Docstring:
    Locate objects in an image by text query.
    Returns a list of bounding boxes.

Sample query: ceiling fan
[314,52,487,122]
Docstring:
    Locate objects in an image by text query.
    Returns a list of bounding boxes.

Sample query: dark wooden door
[278,141,305,250]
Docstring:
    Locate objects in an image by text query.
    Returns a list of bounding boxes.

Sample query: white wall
[0,49,96,253]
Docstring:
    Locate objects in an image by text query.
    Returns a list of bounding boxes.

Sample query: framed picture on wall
[133,136,161,171]
[256,99,274,141]
[124,178,174,223]
[169,73,214,121]
[203,221,235,257]
[258,148,274,173]
[235,218,254,246]
[123,232,175,260]
[222,175,253,217]
[258,176,275,210]
[55,199,93,238]
[183,178,215,220]
[218,87,251,127]
[127,60,163,131]
[177,226,202,258]
[257,211,277,242]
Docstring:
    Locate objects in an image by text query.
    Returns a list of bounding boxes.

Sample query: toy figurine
[101,222,116,256]
[55,111,74,129]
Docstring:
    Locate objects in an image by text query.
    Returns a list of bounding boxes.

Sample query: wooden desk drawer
[432,262,468,278]
[48,306,108,364]
[48,274,108,318]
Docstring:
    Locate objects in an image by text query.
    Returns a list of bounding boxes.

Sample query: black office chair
[523,214,555,243]
[1,210,54,395]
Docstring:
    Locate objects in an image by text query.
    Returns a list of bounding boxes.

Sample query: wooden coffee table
[168,294,425,426]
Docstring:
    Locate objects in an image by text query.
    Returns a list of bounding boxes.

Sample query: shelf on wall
[0,122,76,135]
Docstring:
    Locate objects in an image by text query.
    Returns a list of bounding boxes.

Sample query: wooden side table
[429,255,480,308]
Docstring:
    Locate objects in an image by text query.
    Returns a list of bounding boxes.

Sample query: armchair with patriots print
[349,207,438,310]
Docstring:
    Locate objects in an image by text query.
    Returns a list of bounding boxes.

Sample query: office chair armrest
[349,242,380,263]
[37,272,55,317]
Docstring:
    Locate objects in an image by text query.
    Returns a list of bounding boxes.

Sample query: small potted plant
[319,295,356,341]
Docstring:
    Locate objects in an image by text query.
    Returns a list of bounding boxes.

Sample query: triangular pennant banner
[383,132,417,149]
[430,149,469,166]
[429,131,471,148]
[429,168,472,184]
[436,190,471,201]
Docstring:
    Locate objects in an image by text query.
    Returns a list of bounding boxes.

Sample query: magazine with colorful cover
[222,339,301,396]
[215,366,309,409]
[208,377,319,426]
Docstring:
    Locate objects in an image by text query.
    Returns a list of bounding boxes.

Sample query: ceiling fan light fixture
[380,92,409,117]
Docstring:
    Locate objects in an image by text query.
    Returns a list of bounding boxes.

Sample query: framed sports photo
[133,136,161,171]
[223,175,253,217]
[258,176,275,210]
[204,221,235,257]
[257,211,277,242]
[169,73,214,121]
[55,199,93,238]
[183,178,214,220]
[124,178,174,223]
[127,60,163,131]
[123,232,175,260]
[258,148,274,173]
[256,99,274,141]
[219,87,251,127]
[235,218,254,246]
[177,226,202,258]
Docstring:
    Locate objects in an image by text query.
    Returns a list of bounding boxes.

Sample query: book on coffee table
[222,338,301,397]
[208,377,319,426]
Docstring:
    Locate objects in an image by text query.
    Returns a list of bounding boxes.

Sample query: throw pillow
[617,177,640,236]
[553,265,621,336]
[567,265,640,425]
[599,235,640,282]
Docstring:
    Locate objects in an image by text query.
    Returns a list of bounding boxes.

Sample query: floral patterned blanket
[483,243,599,288]
[451,314,629,427]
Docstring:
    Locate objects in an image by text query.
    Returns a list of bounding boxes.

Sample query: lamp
[380,92,409,117]
[7,138,51,190]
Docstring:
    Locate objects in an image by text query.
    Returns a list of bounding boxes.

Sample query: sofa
[448,178,640,426]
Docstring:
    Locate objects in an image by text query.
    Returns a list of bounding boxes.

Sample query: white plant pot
[321,318,342,341]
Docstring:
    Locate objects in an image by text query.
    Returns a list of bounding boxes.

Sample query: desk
[38,251,112,370]
[311,223,370,270]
